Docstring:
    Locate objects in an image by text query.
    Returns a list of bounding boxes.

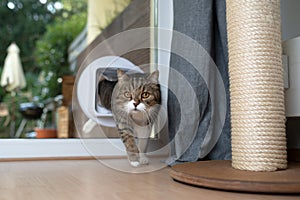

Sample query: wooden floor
[0,159,299,200]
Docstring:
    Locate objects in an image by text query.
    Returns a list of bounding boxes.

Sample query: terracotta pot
[34,128,57,138]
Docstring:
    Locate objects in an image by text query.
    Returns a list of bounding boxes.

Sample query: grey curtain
[167,0,231,165]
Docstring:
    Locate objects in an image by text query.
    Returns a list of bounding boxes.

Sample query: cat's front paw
[128,154,140,167]
[130,161,140,167]
[139,155,149,165]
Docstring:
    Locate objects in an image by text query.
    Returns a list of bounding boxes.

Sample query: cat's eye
[141,92,150,99]
[124,91,131,98]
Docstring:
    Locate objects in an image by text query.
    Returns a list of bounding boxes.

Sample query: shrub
[34,12,86,99]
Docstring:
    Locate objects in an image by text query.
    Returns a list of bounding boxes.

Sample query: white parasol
[0,42,26,137]
[1,42,26,91]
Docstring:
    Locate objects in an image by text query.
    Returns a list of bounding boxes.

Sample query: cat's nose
[133,101,139,108]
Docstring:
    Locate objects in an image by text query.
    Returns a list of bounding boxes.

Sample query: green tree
[0,0,87,100]
[0,0,61,72]
[34,12,86,99]
[0,0,87,137]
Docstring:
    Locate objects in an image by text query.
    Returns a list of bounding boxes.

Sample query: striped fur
[98,70,161,167]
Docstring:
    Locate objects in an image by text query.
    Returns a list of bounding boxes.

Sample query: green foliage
[0,91,29,137]
[0,0,59,72]
[0,0,87,136]
[0,0,87,97]
[34,12,86,99]
[0,68,5,101]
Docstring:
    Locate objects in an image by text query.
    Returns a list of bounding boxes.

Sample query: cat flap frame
[77,56,144,127]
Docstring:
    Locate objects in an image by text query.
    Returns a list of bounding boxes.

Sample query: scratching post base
[169,161,300,194]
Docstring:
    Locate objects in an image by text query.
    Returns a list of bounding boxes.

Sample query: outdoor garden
[0,0,87,138]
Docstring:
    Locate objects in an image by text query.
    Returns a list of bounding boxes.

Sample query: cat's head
[112,69,161,124]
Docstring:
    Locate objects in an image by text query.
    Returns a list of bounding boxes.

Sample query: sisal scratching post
[226,0,287,171]
[170,0,300,193]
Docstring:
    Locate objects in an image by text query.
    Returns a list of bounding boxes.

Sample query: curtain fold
[167,0,231,165]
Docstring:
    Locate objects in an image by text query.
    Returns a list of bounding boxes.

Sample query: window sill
[0,138,125,160]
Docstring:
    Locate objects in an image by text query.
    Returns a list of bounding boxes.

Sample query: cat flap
[77,56,144,127]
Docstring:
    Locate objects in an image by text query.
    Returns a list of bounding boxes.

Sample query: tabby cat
[98,69,161,167]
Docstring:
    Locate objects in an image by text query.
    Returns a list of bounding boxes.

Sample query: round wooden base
[169,160,300,194]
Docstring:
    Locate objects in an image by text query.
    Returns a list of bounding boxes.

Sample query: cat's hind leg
[136,125,151,165]
[137,138,149,165]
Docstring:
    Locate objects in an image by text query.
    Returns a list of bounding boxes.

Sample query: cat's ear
[117,69,128,81]
[148,70,159,83]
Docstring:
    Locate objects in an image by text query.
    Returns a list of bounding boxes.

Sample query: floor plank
[0,160,299,200]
